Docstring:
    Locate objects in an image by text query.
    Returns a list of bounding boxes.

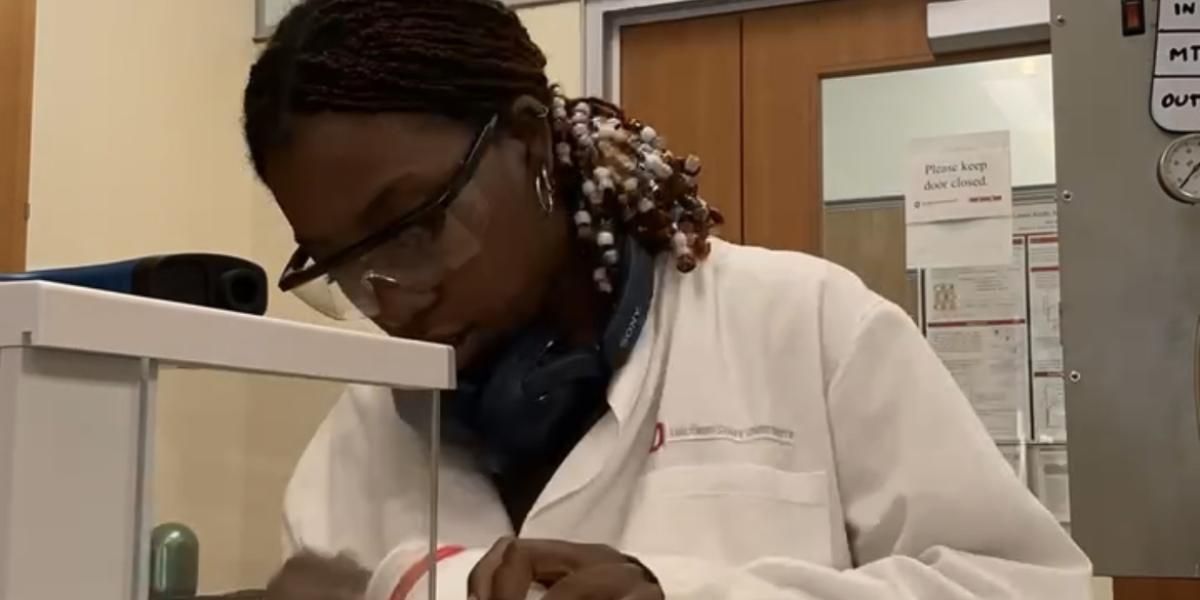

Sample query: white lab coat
[284,240,1092,600]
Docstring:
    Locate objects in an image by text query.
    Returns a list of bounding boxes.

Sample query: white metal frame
[927,0,1050,55]
[583,0,1052,101]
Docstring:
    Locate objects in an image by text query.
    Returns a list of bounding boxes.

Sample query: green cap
[150,522,199,600]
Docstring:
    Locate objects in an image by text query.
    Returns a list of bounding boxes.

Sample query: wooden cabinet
[741,0,931,253]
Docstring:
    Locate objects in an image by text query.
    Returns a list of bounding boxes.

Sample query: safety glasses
[278,114,499,321]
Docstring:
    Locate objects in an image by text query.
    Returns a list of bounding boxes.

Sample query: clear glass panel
[820,54,1056,316]
[152,369,439,598]
[820,54,1065,518]
[822,205,920,322]
[822,54,1054,203]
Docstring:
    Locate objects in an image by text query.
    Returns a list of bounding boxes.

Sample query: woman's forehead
[263,112,475,246]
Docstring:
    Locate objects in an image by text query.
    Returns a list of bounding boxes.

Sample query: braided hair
[243,0,722,292]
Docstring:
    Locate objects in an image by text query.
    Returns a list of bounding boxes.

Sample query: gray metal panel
[1053,0,1200,577]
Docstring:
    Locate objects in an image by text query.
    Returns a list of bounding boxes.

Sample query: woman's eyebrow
[292,177,408,249]
[357,167,445,228]
[355,178,406,229]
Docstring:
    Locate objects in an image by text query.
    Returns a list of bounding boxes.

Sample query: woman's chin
[379,324,496,372]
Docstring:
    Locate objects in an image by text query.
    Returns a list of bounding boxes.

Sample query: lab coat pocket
[620,464,832,567]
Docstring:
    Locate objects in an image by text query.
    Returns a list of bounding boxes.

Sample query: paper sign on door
[906,131,1013,224]
[906,131,1013,269]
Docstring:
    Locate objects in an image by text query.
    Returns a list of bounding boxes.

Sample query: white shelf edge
[0,281,455,390]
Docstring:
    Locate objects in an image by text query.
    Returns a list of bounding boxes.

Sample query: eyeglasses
[278,114,499,321]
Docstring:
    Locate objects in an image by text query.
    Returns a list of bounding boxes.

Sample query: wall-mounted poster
[1027,234,1065,442]
[1012,203,1066,442]
[924,238,1030,441]
[921,200,1062,444]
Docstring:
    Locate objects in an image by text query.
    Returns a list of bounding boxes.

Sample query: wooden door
[741,0,932,253]
[621,15,744,243]
[824,206,919,320]
[0,0,35,271]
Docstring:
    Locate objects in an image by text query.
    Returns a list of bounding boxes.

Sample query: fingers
[469,537,535,600]
[470,538,608,592]
[519,539,592,584]
[540,563,663,600]
[469,538,660,600]
[617,586,665,600]
[265,550,371,600]
[468,537,512,600]
[491,539,537,600]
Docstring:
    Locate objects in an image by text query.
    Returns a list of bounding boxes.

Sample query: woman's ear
[507,94,553,170]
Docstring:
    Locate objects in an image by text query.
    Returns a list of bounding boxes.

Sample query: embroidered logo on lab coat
[652,421,795,452]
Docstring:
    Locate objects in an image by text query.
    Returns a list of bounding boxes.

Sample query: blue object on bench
[0,254,269,315]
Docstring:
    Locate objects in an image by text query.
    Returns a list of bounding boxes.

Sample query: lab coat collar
[605,252,674,427]
[523,254,677,525]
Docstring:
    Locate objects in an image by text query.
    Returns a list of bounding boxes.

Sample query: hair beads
[549,88,722,292]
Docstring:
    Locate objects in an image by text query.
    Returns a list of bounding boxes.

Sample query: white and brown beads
[574,210,593,240]
[548,87,720,291]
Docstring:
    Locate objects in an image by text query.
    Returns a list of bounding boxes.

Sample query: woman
[245,1,1091,599]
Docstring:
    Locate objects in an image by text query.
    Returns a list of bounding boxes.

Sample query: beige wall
[518,1,584,96]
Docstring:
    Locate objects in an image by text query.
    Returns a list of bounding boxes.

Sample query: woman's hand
[265,550,371,600]
[465,540,662,600]
[468,538,663,600]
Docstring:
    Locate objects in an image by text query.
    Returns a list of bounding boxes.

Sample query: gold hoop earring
[535,166,555,214]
